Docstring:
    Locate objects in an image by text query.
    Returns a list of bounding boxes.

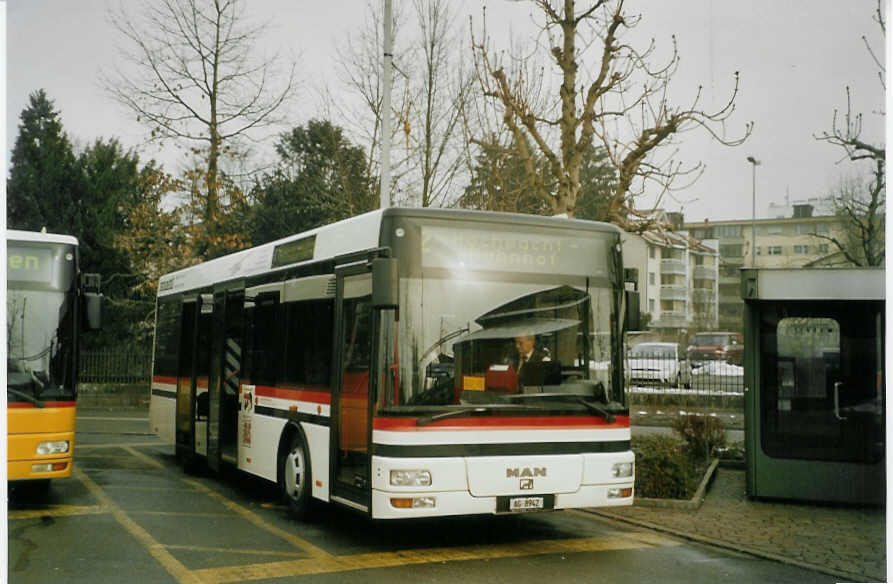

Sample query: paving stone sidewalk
[590,468,886,583]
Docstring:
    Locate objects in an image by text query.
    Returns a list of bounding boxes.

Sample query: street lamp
[747,156,760,267]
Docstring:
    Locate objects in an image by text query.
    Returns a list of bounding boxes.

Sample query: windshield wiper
[504,393,615,423]
[7,387,45,408]
[416,404,542,426]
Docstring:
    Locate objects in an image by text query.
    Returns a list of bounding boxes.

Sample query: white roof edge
[753,267,885,301]
[7,229,79,246]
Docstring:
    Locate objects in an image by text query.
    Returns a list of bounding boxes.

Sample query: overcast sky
[6,0,886,222]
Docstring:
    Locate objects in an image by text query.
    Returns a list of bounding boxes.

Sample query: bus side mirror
[624,290,640,332]
[82,273,103,331]
[372,257,399,309]
[84,292,103,331]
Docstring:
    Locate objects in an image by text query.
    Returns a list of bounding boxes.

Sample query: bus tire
[279,427,312,519]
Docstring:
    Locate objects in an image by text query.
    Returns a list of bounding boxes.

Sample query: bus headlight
[390,470,432,487]
[37,441,70,455]
[611,462,633,478]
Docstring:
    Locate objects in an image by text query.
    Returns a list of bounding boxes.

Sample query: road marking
[74,467,202,584]
[8,504,108,520]
[164,544,305,558]
[182,478,333,561]
[78,416,150,421]
[192,533,681,583]
[132,510,237,518]
[121,445,166,469]
[77,442,163,450]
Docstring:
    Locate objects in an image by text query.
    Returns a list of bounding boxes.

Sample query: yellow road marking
[103,485,199,492]
[132,510,236,518]
[182,478,333,560]
[193,533,681,584]
[121,445,167,469]
[163,544,305,558]
[74,467,202,584]
[77,442,164,450]
[8,504,108,520]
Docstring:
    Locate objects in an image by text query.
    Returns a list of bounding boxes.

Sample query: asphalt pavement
[56,407,889,583]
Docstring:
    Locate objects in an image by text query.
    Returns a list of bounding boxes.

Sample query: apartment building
[684,204,846,329]
[622,217,720,335]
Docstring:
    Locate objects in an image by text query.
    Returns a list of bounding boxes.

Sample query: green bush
[632,434,695,499]
[672,414,726,461]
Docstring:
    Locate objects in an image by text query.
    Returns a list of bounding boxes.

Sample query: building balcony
[692,288,715,303]
[660,285,688,301]
[660,259,686,276]
[719,274,740,286]
[652,312,689,328]
[693,265,717,280]
[722,256,745,266]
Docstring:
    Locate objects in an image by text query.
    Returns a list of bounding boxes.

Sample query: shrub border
[633,457,719,510]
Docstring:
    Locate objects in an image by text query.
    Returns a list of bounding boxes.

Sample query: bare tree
[471,0,752,225]
[105,0,295,223]
[814,1,885,266]
[334,0,473,207]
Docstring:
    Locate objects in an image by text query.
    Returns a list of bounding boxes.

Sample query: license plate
[509,496,545,512]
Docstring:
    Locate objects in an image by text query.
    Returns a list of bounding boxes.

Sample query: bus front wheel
[279,429,312,519]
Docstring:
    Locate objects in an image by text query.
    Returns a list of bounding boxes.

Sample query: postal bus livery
[7,229,102,484]
[149,208,636,518]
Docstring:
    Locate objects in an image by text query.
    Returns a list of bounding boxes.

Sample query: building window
[815,223,829,234]
[649,246,656,259]
[694,254,704,265]
[648,299,655,312]
[767,225,783,235]
[793,245,809,255]
[716,224,742,237]
[720,244,743,257]
[795,223,812,235]
[648,272,655,285]
[755,246,761,256]
[768,246,783,255]
[818,243,830,254]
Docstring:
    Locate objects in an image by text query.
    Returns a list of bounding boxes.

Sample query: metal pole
[379,0,393,210]
[747,156,760,267]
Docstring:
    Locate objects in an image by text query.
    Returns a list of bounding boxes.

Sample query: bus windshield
[381,218,619,414]
[7,242,77,403]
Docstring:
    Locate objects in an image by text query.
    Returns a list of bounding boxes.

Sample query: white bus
[149,208,637,519]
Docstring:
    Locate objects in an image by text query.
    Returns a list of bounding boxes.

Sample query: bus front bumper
[7,431,75,481]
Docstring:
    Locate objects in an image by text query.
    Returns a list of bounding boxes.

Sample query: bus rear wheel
[279,430,311,519]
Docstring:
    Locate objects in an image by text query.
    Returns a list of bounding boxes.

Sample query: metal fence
[626,355,744,396]
[79,351,152,384]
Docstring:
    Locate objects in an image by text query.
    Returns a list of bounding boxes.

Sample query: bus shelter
[741,268,884,504]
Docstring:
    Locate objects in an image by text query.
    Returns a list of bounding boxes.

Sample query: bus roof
[158,208,621,298]
[7,229,79,246]
[742,267,885,301]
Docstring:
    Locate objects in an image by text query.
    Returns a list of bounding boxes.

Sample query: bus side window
[246,293,281,387]
[283,299,334,388]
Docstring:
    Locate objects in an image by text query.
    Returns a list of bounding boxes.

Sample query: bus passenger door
[175,300,197,466]
[331,269,374,510]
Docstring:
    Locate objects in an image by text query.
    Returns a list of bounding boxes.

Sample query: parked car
[627,342,691,388]
[687,332,744,366]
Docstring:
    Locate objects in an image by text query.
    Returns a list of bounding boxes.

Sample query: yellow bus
[7,230,102,485]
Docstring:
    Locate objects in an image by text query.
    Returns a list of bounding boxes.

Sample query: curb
[633,458,719,510]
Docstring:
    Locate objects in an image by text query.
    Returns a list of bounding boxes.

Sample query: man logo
[506,467,546,478]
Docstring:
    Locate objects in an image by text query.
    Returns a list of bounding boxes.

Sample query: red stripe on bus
[8,401,77,409]
[253,385,331,405]
[373,415,630,430]
[152,375,178,385]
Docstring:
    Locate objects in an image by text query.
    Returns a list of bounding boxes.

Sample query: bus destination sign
[7,246,54,284]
